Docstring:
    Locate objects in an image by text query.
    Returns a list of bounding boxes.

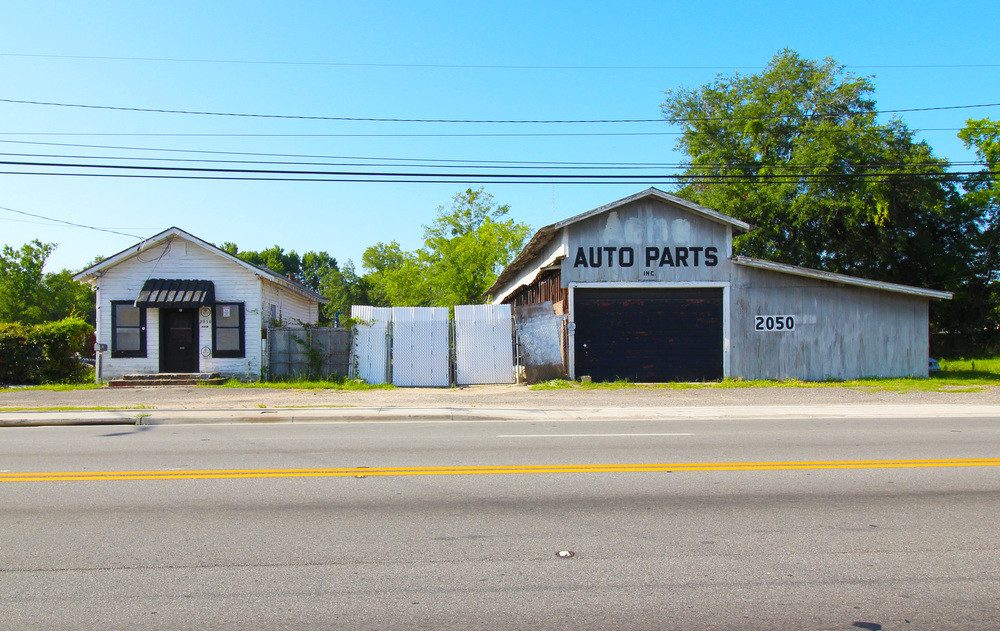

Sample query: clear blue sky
[1,0,997,274]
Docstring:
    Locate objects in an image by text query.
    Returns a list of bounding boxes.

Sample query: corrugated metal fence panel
[350,305,391,384]
[514,301,566,383]
[454,304,515,385]
[267,327,351,379]
[391,307,450,387]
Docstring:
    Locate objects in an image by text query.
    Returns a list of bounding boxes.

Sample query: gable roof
[73,226,328,304]
[487,188,752,296]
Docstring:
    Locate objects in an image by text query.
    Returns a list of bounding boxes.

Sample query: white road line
[498,433,695,438]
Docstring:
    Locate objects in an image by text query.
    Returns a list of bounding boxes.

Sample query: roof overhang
[135,279,215,308]
[487,188,751,298]
[73,226,328,304]
[732,256,953,300]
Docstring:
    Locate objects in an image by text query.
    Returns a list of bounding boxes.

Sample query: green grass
[530,357,1000,393]
[0,383,104,392]
[0,405,154,412]
[200,377,395,391]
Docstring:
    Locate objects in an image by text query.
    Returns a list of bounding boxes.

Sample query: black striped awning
[135,279,215,308]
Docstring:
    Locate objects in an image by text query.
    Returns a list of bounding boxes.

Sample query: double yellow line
[3,458,1000,483]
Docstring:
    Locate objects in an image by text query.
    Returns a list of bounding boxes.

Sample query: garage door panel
[574,288,724,382]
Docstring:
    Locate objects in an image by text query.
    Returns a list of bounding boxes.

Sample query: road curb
[2,404,1000,427]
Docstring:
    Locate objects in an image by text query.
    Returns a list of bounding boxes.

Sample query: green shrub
[0,318,94,385]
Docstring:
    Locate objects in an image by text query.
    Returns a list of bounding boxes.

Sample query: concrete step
[109,373,226,388]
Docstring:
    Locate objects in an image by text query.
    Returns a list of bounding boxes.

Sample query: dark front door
[159,308,199,373]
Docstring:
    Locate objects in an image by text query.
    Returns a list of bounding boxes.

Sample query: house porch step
[109,373,227,387]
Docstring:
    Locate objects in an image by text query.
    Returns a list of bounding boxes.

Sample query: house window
[111,301,146,358]
[212,302,245,358]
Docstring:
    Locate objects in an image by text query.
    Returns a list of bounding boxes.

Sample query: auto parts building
[487,188,951,382]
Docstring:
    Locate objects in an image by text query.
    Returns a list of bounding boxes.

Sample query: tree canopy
[662,50,996,352]
[359,188,531,307]
[219,242,338,293]
[0,241,94,325]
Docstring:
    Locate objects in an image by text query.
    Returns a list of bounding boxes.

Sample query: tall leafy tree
[662,49,986,343]
[423,188,532,305]
[361,188,531,307]
[0,241,93,325]
[220,242,337,293]
[957,118,1000,350]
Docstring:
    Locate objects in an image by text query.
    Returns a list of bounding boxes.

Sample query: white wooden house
[74,227,328,382]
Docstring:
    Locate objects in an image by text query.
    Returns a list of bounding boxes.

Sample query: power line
[0,137,970,166]
[0,128,970,138]
[0,131,685,138]
[0,157,980,178]
[3,52,1000,71]
[0,150,977,172]
[1,159,993,183]
[0,204,144,239]
[2,97,998,124]
[3,171,993,185]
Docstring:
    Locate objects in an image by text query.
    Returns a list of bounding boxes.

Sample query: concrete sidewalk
[2,383,998,426]
[3,402,1000,427]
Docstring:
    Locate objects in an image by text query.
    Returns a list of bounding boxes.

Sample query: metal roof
[487,188,752,297]
[732,256,953,300]
[135,279,216,308]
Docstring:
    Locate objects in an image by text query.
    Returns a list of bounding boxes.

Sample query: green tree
[957,118,1000,352]
[319,260,377,320]
[0,241,94,325]
[662,50,987,345]
[220,242,338,293]
[360,241,431,307]
[422,188,532,305]
[361,188,531,307]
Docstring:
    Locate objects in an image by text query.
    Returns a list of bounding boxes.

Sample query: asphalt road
[2,415,999,630]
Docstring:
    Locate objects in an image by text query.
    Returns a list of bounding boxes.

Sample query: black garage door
[574,288,724,382]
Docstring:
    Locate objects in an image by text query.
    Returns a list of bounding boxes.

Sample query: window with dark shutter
[212,303,245,358]
[111,301,146,358]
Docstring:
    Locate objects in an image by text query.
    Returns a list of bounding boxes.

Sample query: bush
[0,318,94,385]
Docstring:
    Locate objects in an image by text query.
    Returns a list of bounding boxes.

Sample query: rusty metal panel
[268,327,350,380]
[350,305,391,384]
[454,304,514,385]
[514,302,566,383]
[574,288,724,382]
[391,307,450,387]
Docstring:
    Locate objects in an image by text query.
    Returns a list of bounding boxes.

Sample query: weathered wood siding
[562,198,732,285]
[261,281,319,327]
[491,234,567,305]
[95,236,264,380]
[729,266,929,380]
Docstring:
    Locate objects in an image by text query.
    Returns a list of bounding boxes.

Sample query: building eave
[732,256,953,300]
[73,226,328,304]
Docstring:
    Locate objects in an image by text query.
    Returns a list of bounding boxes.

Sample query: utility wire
[1,158,985,178]
[4,53,1000,70]
[0,137,971,166]
[0,204,144,239]
[2,97,998,124]
[3,171,994,185]
[1,162,994,184]
[0,128,969,138]
[0,151,977,171]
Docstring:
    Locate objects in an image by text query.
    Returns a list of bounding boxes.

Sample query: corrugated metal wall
[350,305,391,384]
[391,307,450,387]
[454,304,515,385]
[268,327,351,379]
